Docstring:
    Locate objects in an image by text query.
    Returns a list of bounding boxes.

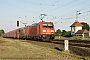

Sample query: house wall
[75,26,82,32]
[89,32,90,36]
[71,26,82,35]
[76,33,89,36]
[71,27,75,35]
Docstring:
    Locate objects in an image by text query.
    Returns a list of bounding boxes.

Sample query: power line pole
[75,11,81,22]
[76,11,78,21]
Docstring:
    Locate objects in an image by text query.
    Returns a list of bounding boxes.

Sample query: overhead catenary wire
[46,0,78,14]
[42,0,90,23]
[17,0,48,6]
[0,0,38,14]
[40,0,78,22]
[0,0,90,31]
[0,0,41,24]
[77,10,90,19]
[47,6,90,24]
[56,0,89,16]
[51,0,88,16]
[40,0,61,12]
[1,0,89,22]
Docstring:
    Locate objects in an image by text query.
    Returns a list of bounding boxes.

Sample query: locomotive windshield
[42,24,53,28]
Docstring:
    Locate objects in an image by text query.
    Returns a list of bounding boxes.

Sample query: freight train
[3,21,55,41]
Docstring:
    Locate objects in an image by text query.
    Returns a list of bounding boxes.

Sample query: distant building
[75,29,89,36]
[70,21,89,36]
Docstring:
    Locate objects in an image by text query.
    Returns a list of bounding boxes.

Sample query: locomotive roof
[29,21,53,27]
[29,23,39,27]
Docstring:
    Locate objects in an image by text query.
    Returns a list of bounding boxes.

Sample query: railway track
[51,40,90,57]
[52,39,90,48]
[21,39,90,49]
[21,39,90,57]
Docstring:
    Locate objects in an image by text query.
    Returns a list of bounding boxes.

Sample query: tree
[55,29,71,37]
[61,30,71,37]
[55,29,61,36]
[0,29,5,36]
[81,22,89,31]
[61,30,66,36]
[65,31,71,37]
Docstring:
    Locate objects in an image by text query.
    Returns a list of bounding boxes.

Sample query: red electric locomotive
[28,21,55,40]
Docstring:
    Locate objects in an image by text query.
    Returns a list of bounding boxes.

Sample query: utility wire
[0,0,90,24]
[47,2,90,23]
[40,0,61,12]
[57,0,89,14]
[43,0,78,22]
[0,0,38,14]
[0,0,40,22]
[46,0,77,13]
[17,0,47,6]
[46,0,89,23]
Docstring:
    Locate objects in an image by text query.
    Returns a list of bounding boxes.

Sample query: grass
[0,38,89,60]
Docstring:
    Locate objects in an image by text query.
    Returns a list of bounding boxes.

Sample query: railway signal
[17,21,19,27]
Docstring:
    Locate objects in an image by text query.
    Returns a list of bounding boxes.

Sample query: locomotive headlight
[51,30,54,32]
[43,30,46,32]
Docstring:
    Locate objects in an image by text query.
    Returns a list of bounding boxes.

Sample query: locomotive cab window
[48,24,53,28]
[42,24,53,28]
[42,24,47,28]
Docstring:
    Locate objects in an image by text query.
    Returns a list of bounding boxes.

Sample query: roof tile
[75,29,89,34]
[70,21,83,27]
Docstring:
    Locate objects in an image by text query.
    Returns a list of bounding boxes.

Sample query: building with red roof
[70,21,89,36]
[75,29,89,36]
[70,21,83,27]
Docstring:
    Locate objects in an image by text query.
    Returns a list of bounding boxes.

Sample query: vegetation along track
[21,39,90,57]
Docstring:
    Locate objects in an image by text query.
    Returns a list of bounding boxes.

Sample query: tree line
[55,29,71,37]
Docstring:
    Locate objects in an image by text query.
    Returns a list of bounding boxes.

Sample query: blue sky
[0,0,90,32]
